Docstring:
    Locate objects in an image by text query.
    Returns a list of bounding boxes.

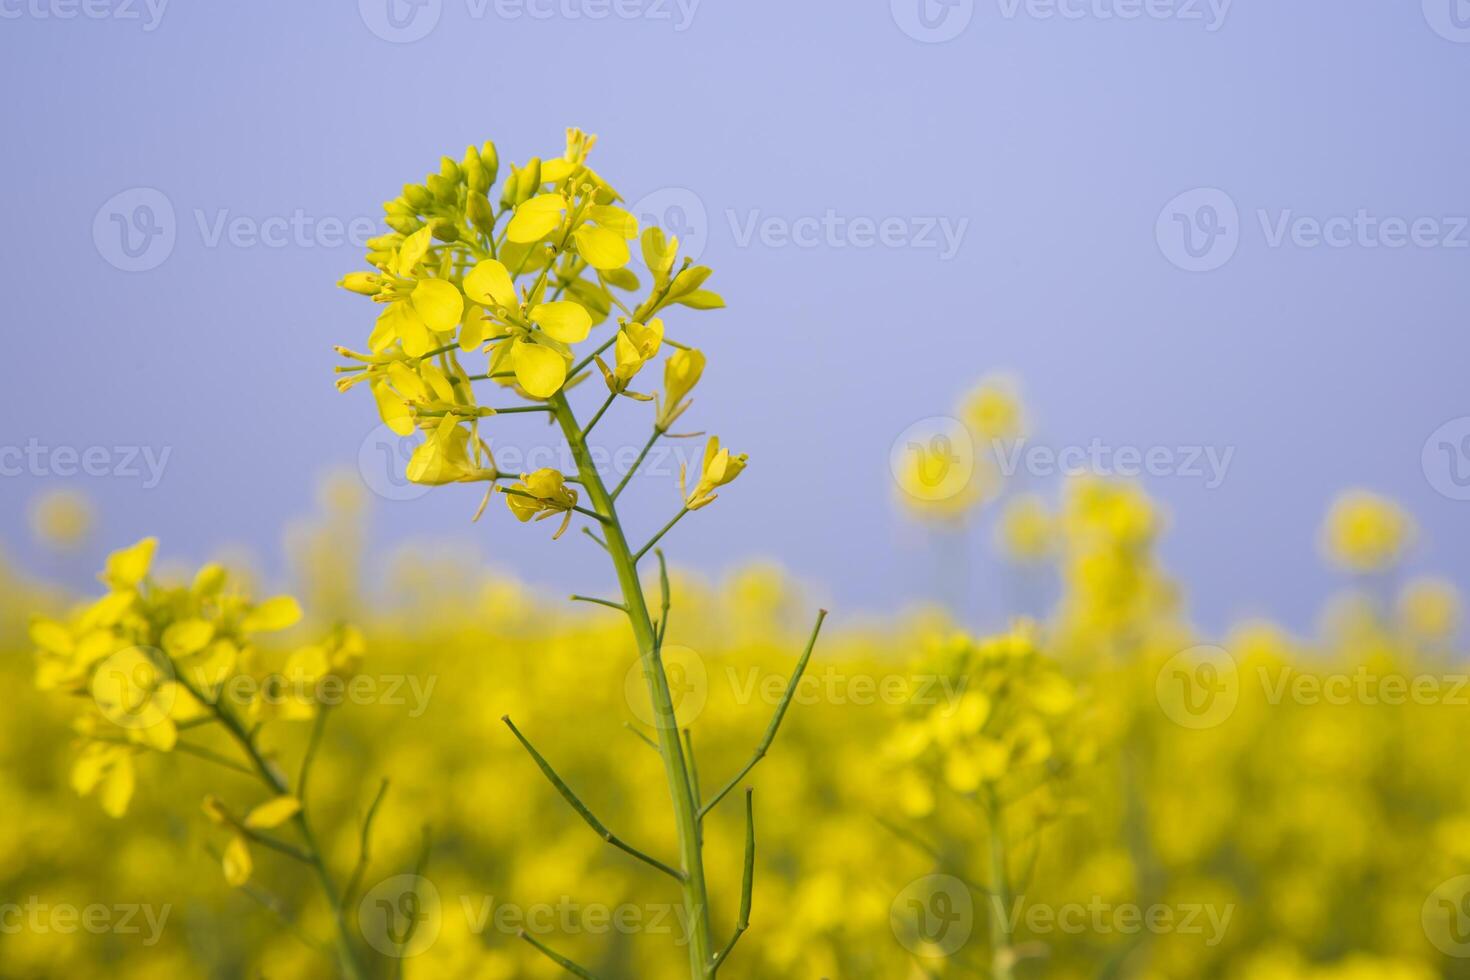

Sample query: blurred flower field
[4,133,1467,979]
[5,456,1468,979]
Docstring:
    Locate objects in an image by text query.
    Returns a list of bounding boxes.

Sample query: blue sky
[2,0,1467,632]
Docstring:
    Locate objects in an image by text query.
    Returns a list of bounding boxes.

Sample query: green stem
[550,392,716,978]
[181,678,367,980]
[984,788,1015,980]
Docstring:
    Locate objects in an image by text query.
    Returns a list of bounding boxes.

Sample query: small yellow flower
[596,319,663,399]
[682,436,748,511]
[962,374,1026,442]
[504,468,579,538]
[658,347,705,430]
[1398,577,1461,641]
[29,488,95,550]
[997,493,1056,562]
[1321,490,1414,573]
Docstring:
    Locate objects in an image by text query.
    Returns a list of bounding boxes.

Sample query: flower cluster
[335,129,739,528]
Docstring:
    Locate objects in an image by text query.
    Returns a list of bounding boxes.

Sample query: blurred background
[4,3,1470,979]
[2,0,1467,631]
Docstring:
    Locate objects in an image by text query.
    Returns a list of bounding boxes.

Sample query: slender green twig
[88,734,257,779]
[581,526,609,551]
[568,334,619,382]
[611,427,661,501]
[699,610,828,820]
[340,779,391,915]
[622,722,660,752]
[582,391,618,437]
[391,828,434,980]
[298,705,331,802]
[503,716,685,881]
[654,549,672,649]
[710,790,755,974]
[519,929,602,979]
[635,507,690,562]
[570,594,627,612]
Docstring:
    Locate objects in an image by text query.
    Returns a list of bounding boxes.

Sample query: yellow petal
[99,754,135,818]
[410,278,464,333]
[244,796,302,830]
[163,619,215,658]
[103,537,157,590]
[529,301,592,344]
[459,305,488,350]
[394,226,434,276]
[223,833,253,887]
[588,204,639,238]
[506,194,566,243]
[372,381,414,437]
[242,596,302,633]
[511,339,568,398]
[463,259,517,308]
[574,224,630,270]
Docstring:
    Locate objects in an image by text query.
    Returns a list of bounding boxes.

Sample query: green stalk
[550,392,715,978]
[178,675,367,980]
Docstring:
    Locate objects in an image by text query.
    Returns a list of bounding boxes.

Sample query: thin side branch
[570,594,628,612]
[699,609,828,820]
[503,716,685,882]
[711,789,756,973]
[518,929,602,979]
[341,778,391,914]
[634,507,690,562]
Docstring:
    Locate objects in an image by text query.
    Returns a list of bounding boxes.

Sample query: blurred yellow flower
[29,488,96,550]
[1321,490,1414,573]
